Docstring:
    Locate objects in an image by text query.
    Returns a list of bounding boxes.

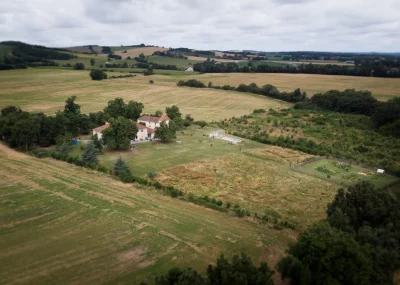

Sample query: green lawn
[296,159,399,189]
[78,126,262,177]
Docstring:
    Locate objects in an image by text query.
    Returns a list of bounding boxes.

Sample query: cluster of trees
[152,50,187,59]
[148,253,274,285]
[177,79,308,103]
[0,41,75,70]
[295,90,400,137]
[73,62,85,70]
[192,60,400,78]
[278,182,400,285]
[90,69,108,80]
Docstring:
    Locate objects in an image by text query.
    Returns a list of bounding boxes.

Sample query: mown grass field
[191,73,400,100]
[155,145,338,228]
[71,126,263,177]
[296,159,399,188]
[0,68,289,121]
[0,143,292,285]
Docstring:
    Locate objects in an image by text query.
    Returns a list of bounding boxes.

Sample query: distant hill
[0,41,75,70]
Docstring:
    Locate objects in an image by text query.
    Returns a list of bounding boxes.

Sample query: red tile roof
[159,114,171,121]
[93,122,110,133]
[146,127,155,134]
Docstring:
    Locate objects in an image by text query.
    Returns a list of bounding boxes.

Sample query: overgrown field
[0,143,292,285]
[0,68,289,121]
[218,108,400,175]
[156,145,338,228]
[190,73,400,100]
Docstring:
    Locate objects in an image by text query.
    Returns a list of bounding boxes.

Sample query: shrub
[149,80,154,84]
[90,69,108,80]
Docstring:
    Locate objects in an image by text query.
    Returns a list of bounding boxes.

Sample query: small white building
[92,122,110,140]
[377,169,385,174]
[185,67,194,72]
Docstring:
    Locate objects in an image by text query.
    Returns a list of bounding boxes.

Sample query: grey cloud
[0,0,398,52]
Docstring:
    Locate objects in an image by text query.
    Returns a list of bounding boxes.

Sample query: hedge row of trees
[177,79,308,103]
[192,59,400,78]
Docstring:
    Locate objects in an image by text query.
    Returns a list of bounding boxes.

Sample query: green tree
[207,252,274,285]
[58,142,72,154]
[82,142,98,164]
[1,106,21,116]
[166,105,181,120]
[155,121,176,142]
[125,101,144,121]
[277,222,373,285]
[73,62,85,70]
[104,98,126,118]
[327,181,400,284]
[63,96,80,115]
[155,268,207,285]
[114,156,133,182]
[102,117,137,150]
[90,69,107,80]
[92,134,103,152]
[198,121,207,128]
[155,110,163,117]
[90,58,95,66]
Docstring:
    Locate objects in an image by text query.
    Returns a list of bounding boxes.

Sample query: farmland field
[191,73,400,100]
[148,56,200,68]
[0,143,292,285]
[156,145,338,228]
[0,69,289,121]
[115,47,169,60]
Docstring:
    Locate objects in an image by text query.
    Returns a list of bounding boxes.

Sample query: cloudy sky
[0,0,399,52]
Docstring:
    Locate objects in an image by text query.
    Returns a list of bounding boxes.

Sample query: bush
[149,80,154,84]
[73,62,85,70]
[90,69,108,80]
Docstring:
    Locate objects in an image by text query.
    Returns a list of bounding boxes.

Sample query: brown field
[156,146,337,228]
[0,143,292,284]
[191,73,400,100]
[115,47,169,59]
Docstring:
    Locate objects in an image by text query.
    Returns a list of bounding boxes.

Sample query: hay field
[115,47,169,59]
[191,73,400,100]
[0,69,289,121]
[0,143,291,284]
[156,146,338,228]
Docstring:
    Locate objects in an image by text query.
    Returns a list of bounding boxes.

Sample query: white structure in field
[209,130,225,138]
[377,169,385,174]
[209,130,241,144]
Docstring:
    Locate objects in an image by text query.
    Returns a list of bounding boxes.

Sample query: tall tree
[82,142,98,164]
[102,117,137,150]
[155,121,176,142]
[277,222,373,285]
[166,105,181,120]
[63,96,81,115]
[104,98,126,118]
[90,58,95,66]
[125,101,144,120]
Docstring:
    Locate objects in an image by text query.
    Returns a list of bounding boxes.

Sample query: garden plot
[296,159,399,188]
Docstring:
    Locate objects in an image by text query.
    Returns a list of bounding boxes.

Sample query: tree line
[192,60,400,78]
[177,79,308,103]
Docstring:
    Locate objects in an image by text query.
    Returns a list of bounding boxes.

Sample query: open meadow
[0,143,292,285]
[0,68,289,121]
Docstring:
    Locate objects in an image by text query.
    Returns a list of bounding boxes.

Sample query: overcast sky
[1,0,399,52]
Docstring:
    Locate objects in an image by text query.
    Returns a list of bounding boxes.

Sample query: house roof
[138,114,170,123]
[93,122,110,133]
[147,127,155,134]
[136,123,147,130]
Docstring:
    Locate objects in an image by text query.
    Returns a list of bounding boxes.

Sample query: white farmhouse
[137,114,170,129]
